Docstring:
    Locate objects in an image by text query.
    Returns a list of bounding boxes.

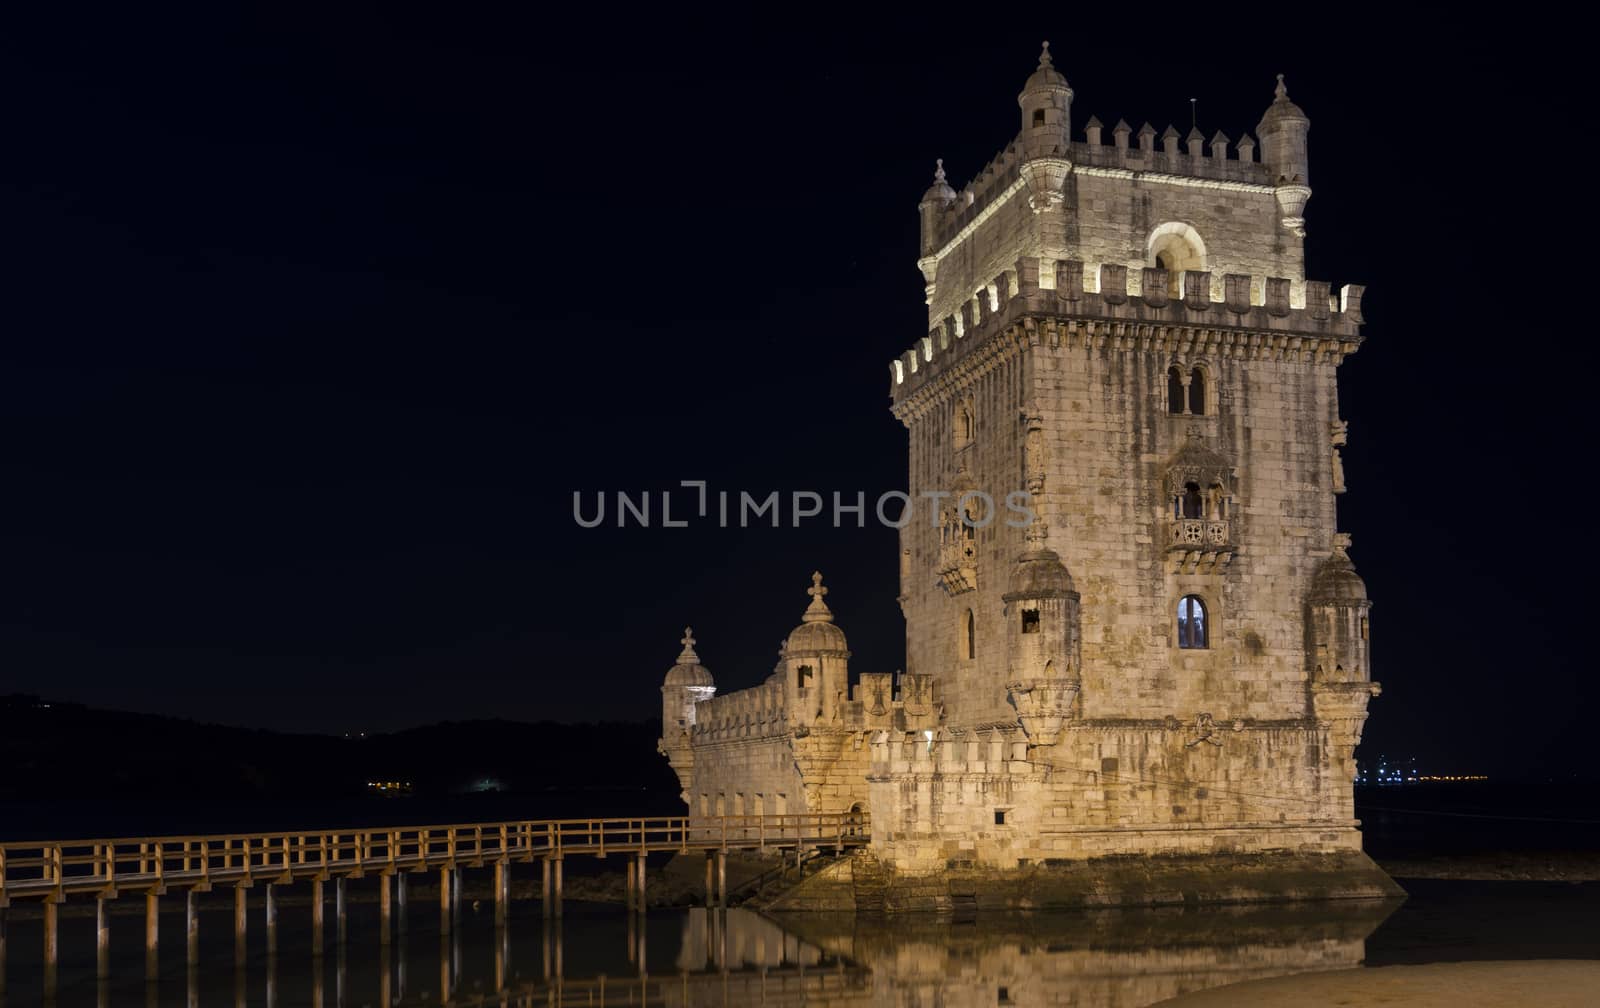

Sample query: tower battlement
[889,256,1364,403]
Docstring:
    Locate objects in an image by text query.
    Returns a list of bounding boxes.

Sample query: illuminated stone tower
[877,46,1387,880]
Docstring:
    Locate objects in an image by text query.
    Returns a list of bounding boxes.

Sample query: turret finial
[677,626,699,663]
[802,571,834,623]
[934,158,945,182]
[1275,73,1288,100]
[1038,41,1053,69]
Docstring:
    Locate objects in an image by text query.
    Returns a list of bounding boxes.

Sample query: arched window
[1155,250,1180,297]
[1176,595,1208,649]
[963,609,976,660]
[1167,366,1184,414]
[1032,109,1046,128]
[1189,367,1206,414]
[1182,482,1203,519]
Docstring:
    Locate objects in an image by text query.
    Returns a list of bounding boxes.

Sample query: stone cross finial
[1275,74,1288,100]
[677,626,699,663]
[802,571,834,623]
[1038,41,1052,68]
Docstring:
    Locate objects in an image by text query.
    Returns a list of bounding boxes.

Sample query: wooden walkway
[0,813,868,995]
[0,814,867,904]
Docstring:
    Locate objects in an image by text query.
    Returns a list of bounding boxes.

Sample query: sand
[1154,960,1600,1006]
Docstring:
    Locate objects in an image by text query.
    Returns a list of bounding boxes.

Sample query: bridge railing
[0,812,869,897]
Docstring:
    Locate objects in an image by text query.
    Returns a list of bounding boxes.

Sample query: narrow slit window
[964,609,976,660]
[1167,366,1184,414]
[1189,367,1207,414]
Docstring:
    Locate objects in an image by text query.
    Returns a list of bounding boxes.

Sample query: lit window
[1177,595,1208,649]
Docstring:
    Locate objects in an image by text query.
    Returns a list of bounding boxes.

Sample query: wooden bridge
[0,813,868,996]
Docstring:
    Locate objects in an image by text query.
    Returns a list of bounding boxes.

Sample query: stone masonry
[659,46,1385,901]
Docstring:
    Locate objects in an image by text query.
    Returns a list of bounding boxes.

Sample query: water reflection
[4,896,1397,1006]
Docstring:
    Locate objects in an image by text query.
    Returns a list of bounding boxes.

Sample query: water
[3,879,1595,1006]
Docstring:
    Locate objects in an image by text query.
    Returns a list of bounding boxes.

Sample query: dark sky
[1,10,1585,777]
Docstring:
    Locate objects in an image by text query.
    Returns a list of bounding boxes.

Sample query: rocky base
[762,848,1403,913]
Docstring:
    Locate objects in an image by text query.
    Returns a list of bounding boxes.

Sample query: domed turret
[1256,74,1312,235]
[1002,526,1082,745]
[658,626,716,807]
[1307,535,1372,684]
[1017,42,1073,213]
[783,572,851,729]
[918,158,959,259]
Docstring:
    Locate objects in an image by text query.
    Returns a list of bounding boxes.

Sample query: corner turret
[1257,74,1312,235]
[1017,42,1073,213]
[1003,525,1082,746]
[658,627,715,804]
[783,572,851,731]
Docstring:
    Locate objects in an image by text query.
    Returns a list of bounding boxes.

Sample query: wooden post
[716,850,727,907]
[265,883,277,957]
[233,887,246,966]
[0,905,8,999]
[541,857,552,918]
[396,872,408,936]
[335,876,347,946]
[379,941,392,1007]
[494,859,508,928]
[450,867,461,930]
[310,878,324,956]
[553,857,563,919]
[439,866,451,936]
[705,853,714,907]
[625,857,636,909]
[145,891,160,981]
[96,897,110,980]
[636,852,647,913]
[379,873,392,946]
[44,899,59,996]
[186,890,199,966]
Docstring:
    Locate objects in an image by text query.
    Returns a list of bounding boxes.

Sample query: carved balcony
[1167,518,1234,573]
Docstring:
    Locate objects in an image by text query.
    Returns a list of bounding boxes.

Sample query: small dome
[921,159,957,206]
[1309,539,1368,603]
[1004,545,1077,600]
[1258,74,1309,129]
[663,627,715,688]
[784,572,850,655]
[1019,41,1070,100]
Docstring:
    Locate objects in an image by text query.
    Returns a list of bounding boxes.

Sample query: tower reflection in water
[14,898,1395,1006]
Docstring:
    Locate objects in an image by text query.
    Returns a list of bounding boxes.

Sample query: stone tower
[656,48,1393,905]
[877,46,1386,879]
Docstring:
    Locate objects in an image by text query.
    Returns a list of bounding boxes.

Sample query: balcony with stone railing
[1168,518,1233,573]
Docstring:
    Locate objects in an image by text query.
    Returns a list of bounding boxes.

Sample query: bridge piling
[716,850,727,907]
[450,867,461,929]
[704,852,714,906]
[493,859,507,928]
[335,876,346,946]
[310,878,324,955]
[266,883,279,956]
[438,866,451,936]
[636,852,647,913]
[378,872,391,945]
[553,857,563,919]
[396,872,407,936]
[625,857,636,909]
[541,857,551,918]
[185,889,198,966]
[43,899,58,996]
[233,886,246,965]
[95,896,109,980]
[144,891,158,981]
[0,905,7,998]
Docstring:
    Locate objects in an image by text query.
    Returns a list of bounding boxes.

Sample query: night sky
[2,11,1585,777]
